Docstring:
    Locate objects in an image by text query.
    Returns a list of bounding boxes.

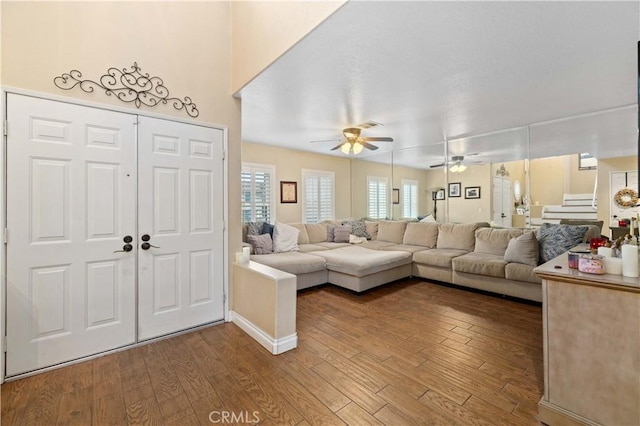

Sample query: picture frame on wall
[392,188,400,204]
[465,186,481,199]
[433,189,446,200]
[448,182,461,198]
[280,181,297,203]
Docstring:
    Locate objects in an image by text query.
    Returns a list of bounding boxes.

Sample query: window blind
[302,170,334,223]
[241,163,275,223]
[402,179,418,219]
[367,176,388,219]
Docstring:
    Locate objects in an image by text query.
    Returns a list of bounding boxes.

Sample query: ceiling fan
[429,154,482,173]
[311,121,394,155]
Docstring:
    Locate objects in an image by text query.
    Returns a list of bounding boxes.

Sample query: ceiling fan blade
[362,137,393,142]
[356,121,381,129]
[430,163,445,168]
[311,139,341,143]
[361,142,379,151]
[330,142,345,151]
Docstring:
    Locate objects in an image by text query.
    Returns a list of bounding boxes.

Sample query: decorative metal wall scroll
[54,62,199,117]
[496,164,510,177]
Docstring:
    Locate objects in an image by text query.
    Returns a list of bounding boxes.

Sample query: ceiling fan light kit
[311,122,393,155]
[449,155,467,173]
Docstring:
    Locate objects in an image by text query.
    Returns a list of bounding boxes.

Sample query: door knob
[123,235,133,243]
[141,242,160,250]
[141,234,151,242]
[114,244,133,253]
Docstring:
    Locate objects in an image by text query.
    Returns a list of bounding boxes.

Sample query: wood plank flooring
[1,279,544,425]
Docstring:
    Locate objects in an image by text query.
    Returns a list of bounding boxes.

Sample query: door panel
[6,94,137,376]
[137,116,224,340]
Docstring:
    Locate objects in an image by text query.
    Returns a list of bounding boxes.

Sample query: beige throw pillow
[504,232,539,266]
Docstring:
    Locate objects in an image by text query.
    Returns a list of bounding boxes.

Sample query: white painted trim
[1,91,5,384]
[230,310,297,355]
[1,86,227,132]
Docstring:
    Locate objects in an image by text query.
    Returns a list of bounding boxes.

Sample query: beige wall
[569,154,597,194]
[2,1,242,306]
[530,154,597,208]
[230,0,346,93]
[242,142,351,223]
[447,164,492,224]
[530,156,565,206]
[597,156,638,236]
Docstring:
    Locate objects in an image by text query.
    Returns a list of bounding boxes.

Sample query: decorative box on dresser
[535,252,640,426]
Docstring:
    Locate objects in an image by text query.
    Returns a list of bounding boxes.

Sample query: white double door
[6,94,225,376]
[492,177,512,228]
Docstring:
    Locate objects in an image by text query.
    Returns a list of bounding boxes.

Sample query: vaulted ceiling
[239,1,639,168]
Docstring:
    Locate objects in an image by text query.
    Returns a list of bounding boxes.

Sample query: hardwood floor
[1,279,544,425]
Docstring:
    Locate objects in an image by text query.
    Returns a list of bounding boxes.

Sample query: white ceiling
[240,1,639,169]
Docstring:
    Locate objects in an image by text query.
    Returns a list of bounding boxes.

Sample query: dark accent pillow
[504,232,539,266]
[333,225,351,243]
[262,222,274,238]
[247,222,263,236]
[537,223,589,263]
[343,219,370,239]
[247,233,273,255]
[327,224,338,242]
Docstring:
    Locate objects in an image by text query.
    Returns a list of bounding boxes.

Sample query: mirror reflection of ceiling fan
[430,154,482,173]
[311,121,394,155]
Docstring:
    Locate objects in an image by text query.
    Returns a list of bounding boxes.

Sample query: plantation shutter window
[402,179,419,219]
[241,163,275,223]
[302,169,335,223]
[367,176,388,219]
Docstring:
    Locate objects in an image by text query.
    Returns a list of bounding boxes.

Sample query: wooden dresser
[535,252,640,426]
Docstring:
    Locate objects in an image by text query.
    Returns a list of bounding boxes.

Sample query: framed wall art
[280,181,297,203]
[448,182,461,198]
[465,186,481,199]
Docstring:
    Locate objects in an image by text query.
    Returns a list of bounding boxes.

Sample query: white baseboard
[230,310,297,355]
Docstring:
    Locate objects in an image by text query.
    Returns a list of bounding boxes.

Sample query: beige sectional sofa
[244,220,597,303]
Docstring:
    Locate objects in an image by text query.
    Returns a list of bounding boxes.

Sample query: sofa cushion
[288,223,310,245]
[505,262,542,284]
[310,246,412,277]
[273,222,300,253]
[298,244,329,253]
[403,222,439,248]
[474,228,524,256]
[305,223,328,243]
[333,225,351,243]
[359,240,396,250]
[538,223,589,263]
[413,248,468,268]
[504,232,539,266]
[377,221,408,244]
[314,242,352,249]
[250,252,326,275]
[437,223,482,251]
[382,244,431,254]
[343,219,370,239]
[365,221,379,240]
[246,233,273,255]
[452,252,507,278]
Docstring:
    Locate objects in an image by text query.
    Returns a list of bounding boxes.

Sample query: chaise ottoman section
[250,252,328,290]
[310,246,412,292]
